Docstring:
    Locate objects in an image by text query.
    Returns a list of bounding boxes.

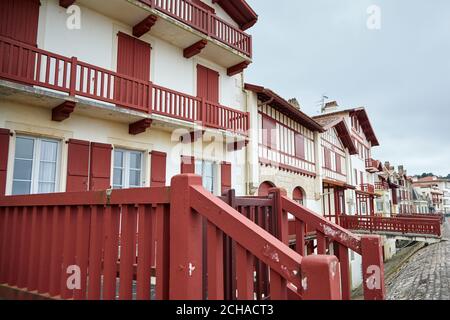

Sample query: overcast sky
[245,0,450,176]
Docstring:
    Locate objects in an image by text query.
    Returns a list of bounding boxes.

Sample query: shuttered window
[12,136,59,195]
[89,143,112,191]
[220,162,232,194]
[197,65,219,103]
[116,32,151,81]
[262,115,277,150]
[0,0,40,46]
[150,151,167,187]
[66,139,90,192]
[181,156,195,174]
[335,154,342,173]
[294,133,305,159]
[113,149,144,189]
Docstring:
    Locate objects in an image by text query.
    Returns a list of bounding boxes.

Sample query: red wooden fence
[139,0,252,57]
[340,215,442,237]
[0,36,249,135]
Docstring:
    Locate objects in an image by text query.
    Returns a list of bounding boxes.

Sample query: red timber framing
[133,15,158,38]
[184,40,207,59]
[138,0,254,58]
[0,36,250,136]
[322,183,346,225]
[0,129,10,196]
[0,174,385,300]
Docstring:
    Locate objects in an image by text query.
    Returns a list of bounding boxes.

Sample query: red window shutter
[324,148,331,169]
[295,133,305,159]
[220,162,232,194]
[0,129,10,195]
[133,37,151,81]
[116,32,151,85]
[181,156,195,174]
[66,139,90,192]
[0,0,40,46]
[197,65,219,103]
[262,115,276,149]
[89,143,112,191]
[150,151,167,187]
[360,172,364,185]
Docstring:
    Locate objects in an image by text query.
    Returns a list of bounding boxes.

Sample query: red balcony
[365,158,380,173]
[139,0,253,57]
[360,183,375,193]
[375,181,389,191]
[0,36,249,136]
[340,215,442,238]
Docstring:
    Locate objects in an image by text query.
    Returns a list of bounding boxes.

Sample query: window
[262,115,277,150]
[294,133,305,159]
[376,201,384,212]
[113,149,144,189]
[335,154,342,173]
[360,202,367,215]
[195,160,216,194]
[12,136,59,195]
[324,148,332,169]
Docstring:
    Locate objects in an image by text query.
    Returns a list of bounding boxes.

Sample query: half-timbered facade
[245,84,324,212]
[0,0,258,197]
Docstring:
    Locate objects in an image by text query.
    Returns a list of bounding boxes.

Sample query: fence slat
[235,244,253,300]
[87,206,105,300]
[207,222,224,300]
[119,205,138,300]
[73,206,91,300]
[102,205,120,300]
[136,204,153,300]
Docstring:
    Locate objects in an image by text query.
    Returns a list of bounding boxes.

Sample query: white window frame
[113,148,145,189]
[12,135,61,195]
[195,159,217,195]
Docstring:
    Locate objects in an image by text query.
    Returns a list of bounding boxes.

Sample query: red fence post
[301,255,342,300]
[169,174,204,300]
[361,235,385,300]
[69,57,78,96]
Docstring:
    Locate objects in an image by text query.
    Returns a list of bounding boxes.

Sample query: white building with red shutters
[0,0,258,197]
[244,84,324,212]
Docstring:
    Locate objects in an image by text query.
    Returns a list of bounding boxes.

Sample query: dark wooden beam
[133,15,158,38]
[129,119,152,135]
[183,40,208,59]
[59,0,76,8]
[180,130,205,144]
[227,139,249,152]
[52,101,76,122]
[227,61,250,77]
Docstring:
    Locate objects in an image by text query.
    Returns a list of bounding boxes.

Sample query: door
[115,32,151,106]
[0,0,40,82]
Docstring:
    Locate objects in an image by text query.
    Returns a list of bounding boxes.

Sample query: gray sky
[245,0,450,176]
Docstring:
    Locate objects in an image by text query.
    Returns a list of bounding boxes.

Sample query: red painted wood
[49,206,65,297]
[294,133,305,160]
[334,243,351,300]
[66,139,90,192]
[37,206,53,294]
[89,143,112,191]
[60,206,76,299]
[261,115,276,149]
[102,205,120,300]
[155,204,170,300]
[151,151,167,187]
[0,0,40,46]
[197,65,219,103]
[207,222,224,300]
[301,255,342,300]
[117,32,151,81]
[87,206,104,300]
[73,206,91,300]
[180,156,195,174]
[361,236,385,300]
[0,207,10,283]
[136,204,153,300]
[26,207,41,291]
[235,244,253,300]
[220,162,232,194]
[0,129,10,196]
[119,205,138,300]
[270,270,287,300]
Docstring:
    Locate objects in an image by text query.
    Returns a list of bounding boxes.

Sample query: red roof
[212,0,258,30]
[245,83,324,132]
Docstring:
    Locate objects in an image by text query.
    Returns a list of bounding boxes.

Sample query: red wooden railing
[340,215,442,237]
[375,181,389,191]
[0,36,249,135]
[1,174,369,300]
[219,189,386,300]
[365,158,379,171]
[139,0,252,57]
[360,184,375,193]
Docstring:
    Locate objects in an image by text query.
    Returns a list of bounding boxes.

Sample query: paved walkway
[387,218,450,300]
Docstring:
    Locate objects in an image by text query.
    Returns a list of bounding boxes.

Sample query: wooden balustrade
[360,183,375,193]
[139,0,252,57]
[0,36,249,135]
[340,215,442,237]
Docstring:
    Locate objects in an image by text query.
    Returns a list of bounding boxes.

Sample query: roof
[415,176,449,183]
[245,83,324,132]
[213,0,258,30]
[313,107,380,146]
[313,115,358,155]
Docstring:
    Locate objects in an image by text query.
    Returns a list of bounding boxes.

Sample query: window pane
[114,150,124,168]
[129,170,141,187]
[129,152,142,170]
[15,137,34,159]
[13,159,33,180]
[12,181,31,195]
[39,162,56,183]
[40,140,58,162]
[38,182,55,194]
[113,168,123,188]
[195,160,202,176]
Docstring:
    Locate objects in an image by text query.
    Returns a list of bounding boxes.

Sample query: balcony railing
[0,36,249,136]
[365,158,380,172]
[340,215,442,238]
[139,0,252,57]
[360,184,375,193]
[375,181,389,191]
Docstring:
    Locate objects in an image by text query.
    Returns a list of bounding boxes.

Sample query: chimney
[398,165,404,175]
[322,100,339,114]
[288,98,300,110]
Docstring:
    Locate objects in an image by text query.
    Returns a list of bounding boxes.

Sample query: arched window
[258,181,275,196]
[293,187,305,205]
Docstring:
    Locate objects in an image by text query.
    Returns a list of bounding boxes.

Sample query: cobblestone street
[387,218,450,300]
